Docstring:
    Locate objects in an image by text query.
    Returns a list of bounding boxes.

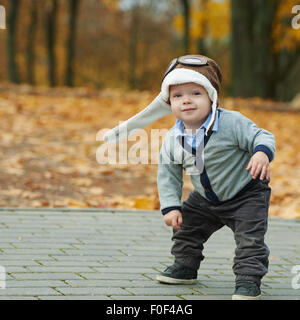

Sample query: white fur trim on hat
[161,68,218,135]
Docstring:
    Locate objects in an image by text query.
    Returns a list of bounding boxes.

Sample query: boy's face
[169,82,212,130]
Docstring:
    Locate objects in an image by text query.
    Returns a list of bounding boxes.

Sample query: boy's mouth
[182,108,196,112]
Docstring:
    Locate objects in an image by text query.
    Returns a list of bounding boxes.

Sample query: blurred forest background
[0,0,300,218]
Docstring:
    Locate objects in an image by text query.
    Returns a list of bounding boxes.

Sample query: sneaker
[156,263,198,284]
[232,281,261,300]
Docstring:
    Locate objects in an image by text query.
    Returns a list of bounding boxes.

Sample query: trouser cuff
[235,274,262,286]
[174,256,200,270]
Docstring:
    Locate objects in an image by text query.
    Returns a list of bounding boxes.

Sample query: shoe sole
[156,274,198,285]
[232,294,261,300]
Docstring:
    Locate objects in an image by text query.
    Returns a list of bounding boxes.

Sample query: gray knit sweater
[157,108,276,214]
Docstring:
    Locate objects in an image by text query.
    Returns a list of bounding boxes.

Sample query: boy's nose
[183,96,192,104]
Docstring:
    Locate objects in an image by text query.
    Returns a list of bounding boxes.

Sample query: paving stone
[103,261,166,269]
[10,272,84,280]
[110,295,183,300]
[26,266,94,273]
[55,287,130,296]
[5,266,28,273]
[0,260,43,266]
[262,295,300,300]
[192,287,234,295]
[198,281,236,288]
[0,287,61,296]
[117,256,172,263]
[181,295,231,300]
[78,273,148,281]
[262,288,300,296]
[0,255,56,261]
[49,255,117,262]
[0,296,38,300]
[91,267,159,274]
[2,249,64,255]
[10,243,76,249]
[263,282,297,289]
[203,274,235,281]
[5,280,69,288]
[60,249,128,256]
[36,261,103,267]
[123,287,201,296]
[0,243,17,249]
[38,295,112,300]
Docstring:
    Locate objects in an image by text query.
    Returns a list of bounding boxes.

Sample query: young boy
[104,55,275,300]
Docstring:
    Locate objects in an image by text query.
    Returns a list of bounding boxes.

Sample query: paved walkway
[0,208,299,300]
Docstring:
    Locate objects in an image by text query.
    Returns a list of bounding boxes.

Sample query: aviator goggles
[162,55,209,82]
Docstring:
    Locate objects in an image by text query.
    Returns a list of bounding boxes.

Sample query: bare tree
[128,4,140,89]
[45,0,58,87]
[26,0,38,85]
[7,0,20,83]
[65,0,80,87]
[180,0,190,54]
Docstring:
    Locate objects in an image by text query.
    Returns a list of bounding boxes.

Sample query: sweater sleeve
[157,133,183,214]
[233,112,276,162]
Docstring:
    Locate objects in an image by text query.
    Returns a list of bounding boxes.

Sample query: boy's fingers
[172,217,179,230]
[173,215,183,230]
[252,163,261,179]
[260,166,267,180]
[246,159,252,171]
[164,216,172,227]
[173,224,180,230]
[266,166,270,180]
[254,164,263,179]
[250,162,258,177]
[178,215,183,227]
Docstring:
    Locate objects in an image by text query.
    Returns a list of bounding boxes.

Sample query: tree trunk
[128,5,139,89]
[271,47,300,101]
[231,0,254,97]
[65,0,80,87]
[7,0,20,83]
[181,0,190,54]
[196,0,208,56]
[45,0,58,87]
[231,0,288,99]
[251,0,280,98]
[26,0,38,85]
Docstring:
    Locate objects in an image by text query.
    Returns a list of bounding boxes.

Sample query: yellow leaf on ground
[67,199,89,208]
[133,197,154,210]
[89,187,104,195]
[71,177,93,186]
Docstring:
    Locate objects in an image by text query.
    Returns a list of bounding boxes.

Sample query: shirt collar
[173,110,219,137]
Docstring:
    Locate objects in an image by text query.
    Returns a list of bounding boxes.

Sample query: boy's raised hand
[163,210,183,230]
[246,151,270,180]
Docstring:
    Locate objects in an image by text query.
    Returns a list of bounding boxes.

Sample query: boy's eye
[193,91,201,95]
[173,94,182,98]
